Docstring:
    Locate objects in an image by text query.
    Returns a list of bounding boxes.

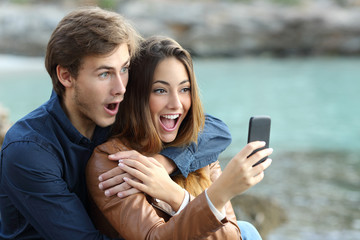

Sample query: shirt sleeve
[174,189,190,215]
[204,189,226,221]
[0,141,114,240]
[160,114,232,177]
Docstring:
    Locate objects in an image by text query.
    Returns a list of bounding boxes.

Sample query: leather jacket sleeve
[86,139,241,240]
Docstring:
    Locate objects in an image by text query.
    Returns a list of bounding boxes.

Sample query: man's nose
[111,74,126,96]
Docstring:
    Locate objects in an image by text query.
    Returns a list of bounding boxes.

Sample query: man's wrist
[154,154,177,174]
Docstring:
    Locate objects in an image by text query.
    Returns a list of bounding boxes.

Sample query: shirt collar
[47,90,109,146]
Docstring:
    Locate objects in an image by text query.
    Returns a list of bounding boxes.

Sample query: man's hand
[98,164,140,197]
[152,154,177,174]
[118,152,184,211]
[98,150,177,197]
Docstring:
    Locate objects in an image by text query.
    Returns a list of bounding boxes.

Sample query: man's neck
[60,98,96,140]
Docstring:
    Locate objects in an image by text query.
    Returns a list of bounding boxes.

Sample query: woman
[86,36,272,239]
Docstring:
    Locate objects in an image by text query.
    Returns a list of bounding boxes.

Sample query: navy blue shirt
[0,92,231,240]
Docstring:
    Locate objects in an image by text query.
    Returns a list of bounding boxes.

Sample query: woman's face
[149,57,191,143]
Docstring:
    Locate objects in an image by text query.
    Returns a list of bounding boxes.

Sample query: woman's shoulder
[87,138,130,172]
[95,137,130,155]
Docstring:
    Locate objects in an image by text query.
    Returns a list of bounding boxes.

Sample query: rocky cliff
[1,0,360,57]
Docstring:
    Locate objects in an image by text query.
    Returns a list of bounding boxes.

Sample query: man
[0,7,231,239]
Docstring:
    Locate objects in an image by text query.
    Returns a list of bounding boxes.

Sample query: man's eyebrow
[122,59,130,66]
[94,58,130,72]
[94,65,113,71]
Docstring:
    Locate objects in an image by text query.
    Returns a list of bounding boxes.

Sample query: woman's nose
[168,93,182,109]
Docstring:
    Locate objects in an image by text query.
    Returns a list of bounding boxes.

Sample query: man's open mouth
[104,102,119,116]
[106,103,117,111]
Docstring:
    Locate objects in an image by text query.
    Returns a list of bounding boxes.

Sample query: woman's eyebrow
[179,80,190,85]
[153,80,190,85]
[152,80,169,85]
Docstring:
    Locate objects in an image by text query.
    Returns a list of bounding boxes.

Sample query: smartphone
[247,115,271,166]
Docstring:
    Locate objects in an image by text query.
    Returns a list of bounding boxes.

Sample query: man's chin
[97,118,116,128]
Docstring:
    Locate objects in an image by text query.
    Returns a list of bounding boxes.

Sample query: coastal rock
[0,104,11,148]
[231,194,287,240]
[1,1,360,57]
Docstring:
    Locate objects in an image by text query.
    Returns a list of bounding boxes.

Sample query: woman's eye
[181,87,191,93]
[153,88,166,94]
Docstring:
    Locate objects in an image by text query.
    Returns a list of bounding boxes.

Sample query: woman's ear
[56,65,74,88]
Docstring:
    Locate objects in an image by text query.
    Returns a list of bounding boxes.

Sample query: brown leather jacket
[86,138,241,240]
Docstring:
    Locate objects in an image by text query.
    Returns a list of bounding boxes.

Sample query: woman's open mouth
[160,114,181,131]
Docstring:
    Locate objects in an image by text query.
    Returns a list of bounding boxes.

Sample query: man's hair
[112,36,205,154]
[45,6,141,97]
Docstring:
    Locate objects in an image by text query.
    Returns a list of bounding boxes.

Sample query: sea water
[0,55,359,239]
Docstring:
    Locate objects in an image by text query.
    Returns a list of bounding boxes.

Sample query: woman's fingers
[117,186,141,198]
[98,165,125,182]
[247,147,273,167]
[118,161,149,182]
[110,150,154,168]
[101,174,134,197]
[234,141,266,162]
[122,177,147,194]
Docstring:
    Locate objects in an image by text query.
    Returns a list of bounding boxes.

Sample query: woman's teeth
[162,114,179,119]
[160,114,180,130]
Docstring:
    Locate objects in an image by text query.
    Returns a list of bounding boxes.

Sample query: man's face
[66,44,130,138]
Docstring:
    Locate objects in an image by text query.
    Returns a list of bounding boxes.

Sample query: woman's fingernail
[118,162,124,167]
[98,183,103,190]
[105,190,110,197]
[123,177,128,181]
[98,175,103,181]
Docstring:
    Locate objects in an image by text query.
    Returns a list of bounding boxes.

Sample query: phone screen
[247,115,271,166]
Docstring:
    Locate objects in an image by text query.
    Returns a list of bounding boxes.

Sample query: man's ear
[56,65,74,88]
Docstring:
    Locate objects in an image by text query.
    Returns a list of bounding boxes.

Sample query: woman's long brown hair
[112,36,211,196]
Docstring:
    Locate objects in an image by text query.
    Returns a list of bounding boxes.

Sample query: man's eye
[99,72,109,79]
[120,66,129,73]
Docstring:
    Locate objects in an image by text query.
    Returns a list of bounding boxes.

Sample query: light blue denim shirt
[162,114,232,177]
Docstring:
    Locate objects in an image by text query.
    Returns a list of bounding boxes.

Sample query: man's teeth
[162,114,179,119]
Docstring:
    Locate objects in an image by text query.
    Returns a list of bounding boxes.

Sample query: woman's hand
[116,150,185,211]
[207,141,273,211]
[97,165,140,197]
[98,152,177,197]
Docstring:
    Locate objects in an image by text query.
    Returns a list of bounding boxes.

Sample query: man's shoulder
[2,103,57,151]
